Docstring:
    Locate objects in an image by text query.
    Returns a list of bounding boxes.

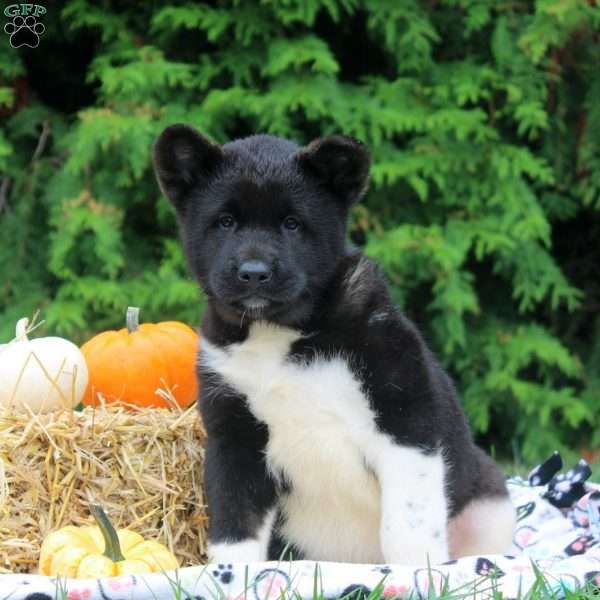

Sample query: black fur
[153,124,509,559]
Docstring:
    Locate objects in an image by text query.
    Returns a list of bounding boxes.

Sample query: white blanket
[2,453,599,599]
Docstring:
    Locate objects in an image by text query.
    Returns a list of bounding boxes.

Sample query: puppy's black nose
[237,260,272,285]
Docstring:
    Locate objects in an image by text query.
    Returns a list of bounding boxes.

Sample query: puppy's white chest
[202,322,384,561]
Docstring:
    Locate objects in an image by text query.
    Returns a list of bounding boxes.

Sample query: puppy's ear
[153,124,223,212]
[297,135,370,207]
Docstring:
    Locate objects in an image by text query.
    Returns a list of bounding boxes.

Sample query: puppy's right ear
[153,124,223,213]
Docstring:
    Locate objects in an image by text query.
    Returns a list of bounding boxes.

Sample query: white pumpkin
[0,318,88,413]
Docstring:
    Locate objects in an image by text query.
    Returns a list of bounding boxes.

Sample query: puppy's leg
[448,448,515,558]
[205,436,277,563]
[376,444,449,565]
[448,496,515,558]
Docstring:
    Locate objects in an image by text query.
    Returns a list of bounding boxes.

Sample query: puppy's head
[153,124,370,326]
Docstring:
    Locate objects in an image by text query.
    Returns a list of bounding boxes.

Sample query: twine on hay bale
[0,401,207,574]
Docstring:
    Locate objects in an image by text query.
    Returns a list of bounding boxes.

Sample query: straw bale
[0,402,207,574]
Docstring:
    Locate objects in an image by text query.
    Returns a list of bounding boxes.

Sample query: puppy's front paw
[208,539,263,563]
[382,532,449,566]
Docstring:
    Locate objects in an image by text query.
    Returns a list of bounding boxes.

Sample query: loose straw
[0,400,207,574]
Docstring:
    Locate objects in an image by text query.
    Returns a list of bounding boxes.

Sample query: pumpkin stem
[89,504,126,562]
[126,307,140,334]
[15,318,29,342]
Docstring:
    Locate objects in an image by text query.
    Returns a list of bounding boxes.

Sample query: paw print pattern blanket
[2,453,599,600]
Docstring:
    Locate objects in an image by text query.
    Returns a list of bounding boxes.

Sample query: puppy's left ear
[296,135,370,207]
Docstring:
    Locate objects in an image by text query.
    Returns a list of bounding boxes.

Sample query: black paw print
[585,571,600,588]
[338,585,372,600]
[543,459,591,508]
[212,563,234,584]
[373,565,392,574]
[475,557,505,578]
[4,15,45,48]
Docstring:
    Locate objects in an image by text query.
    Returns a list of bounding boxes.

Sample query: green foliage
[1,0,599,462]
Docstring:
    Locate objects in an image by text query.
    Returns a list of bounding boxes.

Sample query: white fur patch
[448,496,516,559]
[208,508,277,563]
[368,310,390,324]
[377,444,449,564]
[343,256,371,303]
[208,540,262,564]
[258,507,277,557]
[201,321,449,563]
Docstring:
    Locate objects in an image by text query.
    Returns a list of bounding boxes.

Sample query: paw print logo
[4,15,45,48]
[212,563,234,584]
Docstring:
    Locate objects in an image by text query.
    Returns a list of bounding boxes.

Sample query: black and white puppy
[153,124,516,565]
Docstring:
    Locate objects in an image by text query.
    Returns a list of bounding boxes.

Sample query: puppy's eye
[283,216,300,231]
[218,214,235,229]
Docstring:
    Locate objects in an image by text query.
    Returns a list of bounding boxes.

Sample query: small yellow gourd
[39,505,179,578]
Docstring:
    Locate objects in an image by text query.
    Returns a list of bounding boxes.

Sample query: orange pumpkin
[81,307,199,409]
